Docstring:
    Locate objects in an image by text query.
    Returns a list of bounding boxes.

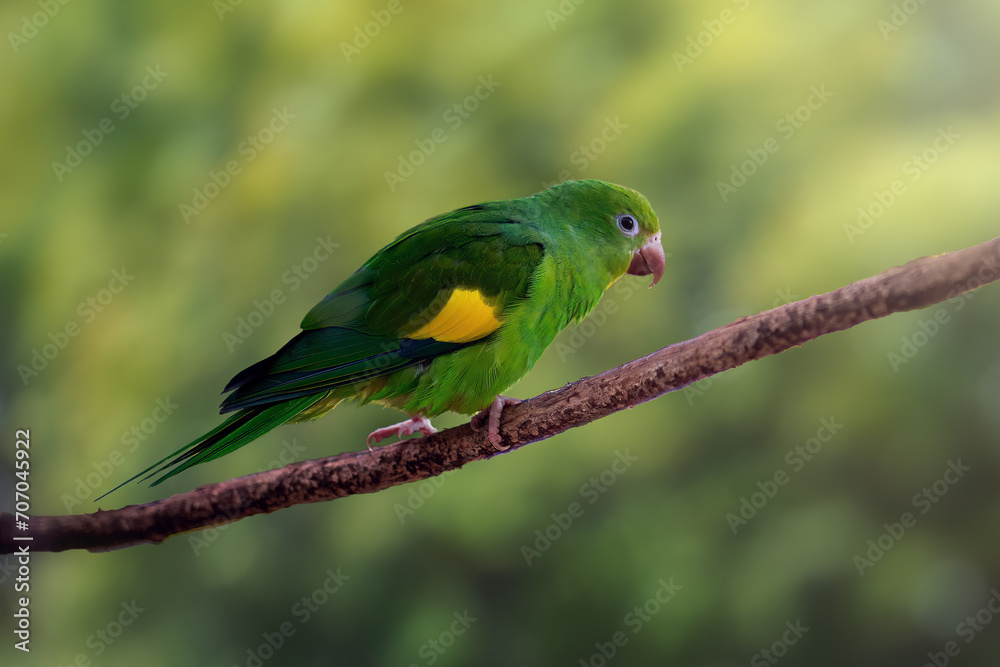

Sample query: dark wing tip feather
[219,331,469,414]
[223,356,273,393]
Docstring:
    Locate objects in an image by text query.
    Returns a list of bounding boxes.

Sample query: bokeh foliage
[2,0,1000,665]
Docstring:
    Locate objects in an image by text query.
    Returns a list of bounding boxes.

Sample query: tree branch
[4,236,999,554]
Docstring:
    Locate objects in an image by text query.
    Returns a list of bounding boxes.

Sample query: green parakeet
[103,179,664,496]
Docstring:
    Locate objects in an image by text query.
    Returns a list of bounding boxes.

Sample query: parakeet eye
[617,214,639,237]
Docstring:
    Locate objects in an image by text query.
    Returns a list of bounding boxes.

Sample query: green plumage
[100,179,663,497]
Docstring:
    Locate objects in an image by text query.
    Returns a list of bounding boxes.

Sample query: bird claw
[366,415,437,451]
[471,396,521,451]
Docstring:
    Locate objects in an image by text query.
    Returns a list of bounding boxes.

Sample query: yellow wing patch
[407,288,500,343]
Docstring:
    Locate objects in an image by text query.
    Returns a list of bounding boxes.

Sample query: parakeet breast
[350,250,608,416]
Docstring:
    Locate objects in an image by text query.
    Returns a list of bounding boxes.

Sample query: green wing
[220,203,545,413]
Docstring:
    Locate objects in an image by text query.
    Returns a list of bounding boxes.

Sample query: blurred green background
[2,0,1000,665]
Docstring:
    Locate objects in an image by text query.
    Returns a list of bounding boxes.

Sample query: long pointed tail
[97,394,323,500]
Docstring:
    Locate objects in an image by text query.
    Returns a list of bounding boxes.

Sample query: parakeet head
[536,179,665,288]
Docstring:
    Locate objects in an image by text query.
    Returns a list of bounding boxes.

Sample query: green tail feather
[96,394,324,501]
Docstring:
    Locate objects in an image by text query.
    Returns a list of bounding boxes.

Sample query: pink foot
[470,396,521,451]
[367,415,437,451]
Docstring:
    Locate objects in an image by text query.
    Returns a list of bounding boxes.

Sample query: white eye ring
[617,214,639,237]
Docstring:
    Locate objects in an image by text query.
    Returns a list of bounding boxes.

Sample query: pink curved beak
[627,232,665,288]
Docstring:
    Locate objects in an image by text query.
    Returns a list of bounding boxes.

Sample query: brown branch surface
[4,236,999,554]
